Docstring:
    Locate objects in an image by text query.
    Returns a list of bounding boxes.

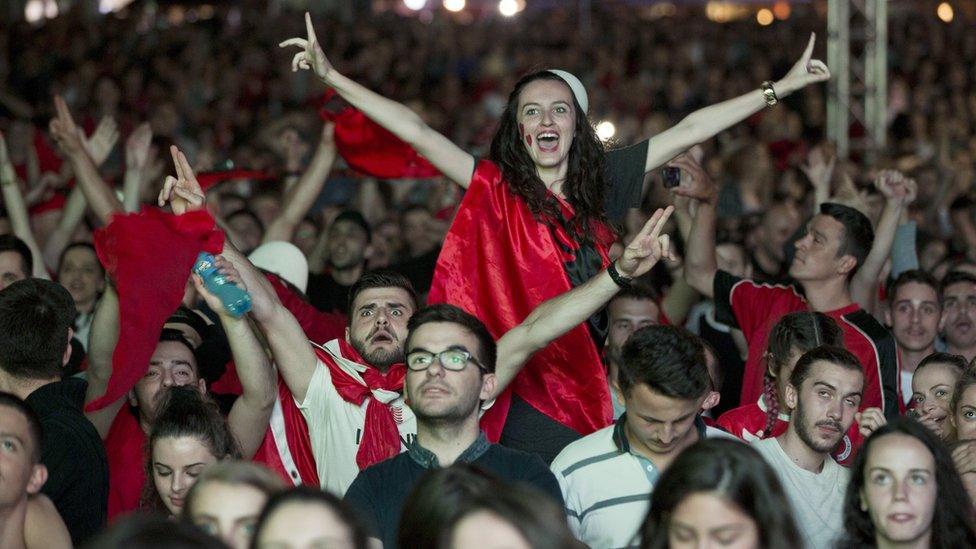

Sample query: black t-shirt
[306,272,353,314]
[344,443,563,548]
[389,247,440,296]
[25,377,109,545]
[603,139,651,222]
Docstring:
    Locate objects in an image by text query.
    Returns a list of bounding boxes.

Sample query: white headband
[547,69,588,114]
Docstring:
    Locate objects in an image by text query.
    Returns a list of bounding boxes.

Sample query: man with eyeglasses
[340,208,675,548]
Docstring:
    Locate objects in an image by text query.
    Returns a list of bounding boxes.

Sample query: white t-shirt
[901,369,914,406]
[297,341,417,496]
[752,437,849,549]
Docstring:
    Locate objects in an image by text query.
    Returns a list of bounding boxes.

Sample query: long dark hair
[839,417,976,548]
[398,464,583,549]
[489,70,608,240]
[639,438,802,549]
[251,486,369,549]
[141,387,241,511]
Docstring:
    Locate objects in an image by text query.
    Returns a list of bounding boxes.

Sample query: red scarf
[324,340,406,470]
[87,208,224,411]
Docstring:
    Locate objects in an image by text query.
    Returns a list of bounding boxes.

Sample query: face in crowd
[789,214,856,283]
[328,219,370,273]
[941,279,976,352]
[405,322,495,424]
[516,78,577,173]
[57,245,105,313]
[346,287,415,371]
[606,297,660,368]
[886,282,940,355]
[785,360,863,454]
[151,435,220,515]
[0,403,47,512]
[911,361,962,441]
[0,250,28,292]
[129,338,205,426]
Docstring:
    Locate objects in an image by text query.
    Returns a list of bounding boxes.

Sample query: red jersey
[105,408,146,520]
[714,271,899,419]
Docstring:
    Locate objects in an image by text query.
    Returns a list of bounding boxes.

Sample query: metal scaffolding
[827,0,888,161]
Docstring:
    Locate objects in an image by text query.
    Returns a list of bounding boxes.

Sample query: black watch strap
[607,262,632,289]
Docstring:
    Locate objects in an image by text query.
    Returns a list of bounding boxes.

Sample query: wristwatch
[761,80,778,107]
[607,262,632,289]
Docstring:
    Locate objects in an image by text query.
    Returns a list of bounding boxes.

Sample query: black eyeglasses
[406,349,486,372]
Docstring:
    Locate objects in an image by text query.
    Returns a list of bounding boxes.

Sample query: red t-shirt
[713,271,899,418]
[105,407,146,520]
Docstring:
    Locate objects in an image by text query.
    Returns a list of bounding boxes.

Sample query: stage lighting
[772,1,790,20]
[499,0,525,17]
[404,0,426,10]
[937,2,954,23]
[596,121,616,141]
[756,8,774,26]
[444,0,465,12]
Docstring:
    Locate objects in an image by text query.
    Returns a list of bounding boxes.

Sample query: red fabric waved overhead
[87,208,225,411]
[428,160,615,440]
[318,89,441,179]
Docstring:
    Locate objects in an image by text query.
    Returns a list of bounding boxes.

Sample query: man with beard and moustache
[342,305,564,548]
[237,207,676,497]
[885,270,941,408]
[306,210,373,314]
[939,271,976,363]
[752,345,865,549]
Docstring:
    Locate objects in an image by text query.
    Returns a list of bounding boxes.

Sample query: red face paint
[520,123,532,146]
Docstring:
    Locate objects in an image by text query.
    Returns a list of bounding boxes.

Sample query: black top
[25,377,109,545]
[389,247,440,296]
[344,433,563,549]
[603,139,650,222]
[306,272,352,314]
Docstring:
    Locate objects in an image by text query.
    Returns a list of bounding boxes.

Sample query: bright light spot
[937,2,954,23]
[25,0,44,22]
[404,0,426,10]
[756,8,774,26]
[705,1,749,23]
[772,1,790,20]
[43,0,58,18]
[99,0,136,13]
[596,121,616,141]
[498,0,520,17]
[443,0,465,12]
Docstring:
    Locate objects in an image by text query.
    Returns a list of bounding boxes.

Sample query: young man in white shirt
[752,345,864,549]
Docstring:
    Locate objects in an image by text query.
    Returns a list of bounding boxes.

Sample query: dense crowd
[0,2,975,548]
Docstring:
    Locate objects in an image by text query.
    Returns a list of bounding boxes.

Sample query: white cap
[248,241,309,293]
[547,69,588,114]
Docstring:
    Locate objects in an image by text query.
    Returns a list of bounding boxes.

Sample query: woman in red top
[282,13,831,458]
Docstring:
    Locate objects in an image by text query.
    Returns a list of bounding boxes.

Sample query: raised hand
[84,116,120,166]
[48,95,88,159]
[0,131,18,186]
[191,255,247,319]
[158,146,205,215]
[854,407,887,438]
[779,34,831,96]
[125,122,153,172]
[801,146,836,191]
[279,12,334,82]
[668,153,717,205]
[616,206,676,279]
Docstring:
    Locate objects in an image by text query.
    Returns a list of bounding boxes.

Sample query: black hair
[157,328,200,366]
[839,418,976,548]
[0,233,33,277]
[346,269,418,321]
[142,387,241,511]
[819,202,874,277]
[331,209,372,243]
[251,487,369,549]
[0,278,75,380]
[406,304,497,373]
[226,208,266,234]
[398,463,584,549]
[608,281,661,309]
[640,439,802,549]
[762,312,844,437]
[489,70,608,243]
[0,392,43,463]
[916,352,968,377]
[84,513,228,549]
[789,345,864,390]
[887,269,940,305]
[617,325,710,400]
[939,270,976,297]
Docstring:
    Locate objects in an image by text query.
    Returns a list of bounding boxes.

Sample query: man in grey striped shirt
[551,325,733,548]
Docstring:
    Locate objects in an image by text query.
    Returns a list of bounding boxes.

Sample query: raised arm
[492,206,675,399]
[0,131,49,279]
[48,97,123,224]
[191,260,275,458]
[672,154,720,298]
[644,34,829,172]
[281,13,475,187]
[159,147,321,404]
[84,284,126,439]
[851,171,915,308]
[122,123,154,213]
[263,123,336,243]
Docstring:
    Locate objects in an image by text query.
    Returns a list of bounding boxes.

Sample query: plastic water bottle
[192,252,252,318]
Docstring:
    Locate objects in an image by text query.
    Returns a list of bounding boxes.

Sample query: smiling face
[911,363,960,440]
[58,246,105,313]
[668,492,760,549]
[346,287,414,370]
[887,282,940,354]
[861,434,937,547]
[953,383,976,441]
[786,361,863,454]
[515,79,577,174]
[151,435,220,516]
[789,214,856,282]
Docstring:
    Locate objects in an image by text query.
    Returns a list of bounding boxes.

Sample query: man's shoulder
[479,444,550,473]
[550,424,618,475]
[837,306,895,344]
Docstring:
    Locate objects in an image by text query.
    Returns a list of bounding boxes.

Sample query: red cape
[428,160,614,439]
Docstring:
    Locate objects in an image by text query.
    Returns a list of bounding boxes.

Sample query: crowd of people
[1,1,976,548]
